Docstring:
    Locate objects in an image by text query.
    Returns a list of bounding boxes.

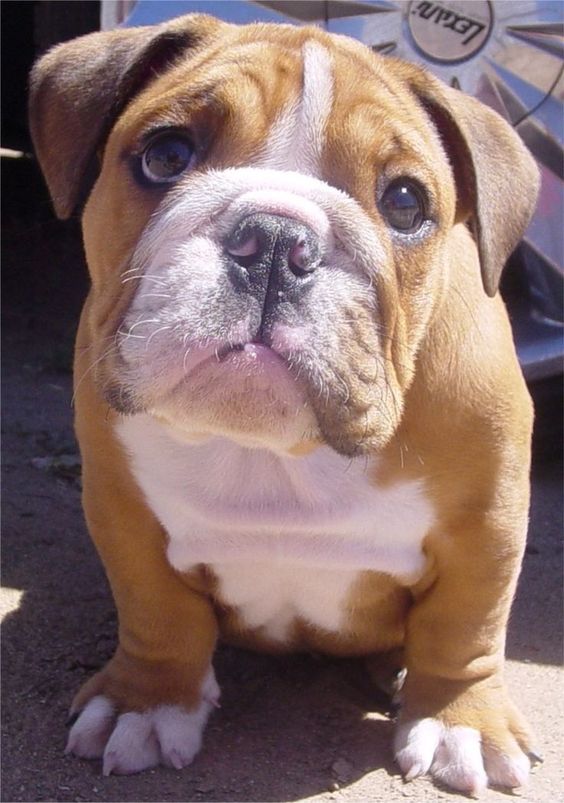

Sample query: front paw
[66,668,220,775]
[395,716,531,795]
[394,677,536,795]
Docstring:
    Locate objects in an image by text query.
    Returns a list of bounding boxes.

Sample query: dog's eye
[141,133,195,183]
[379,179,427,234]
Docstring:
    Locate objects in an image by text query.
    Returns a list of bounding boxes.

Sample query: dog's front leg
[66,393,218,775]
[395,515,534,794]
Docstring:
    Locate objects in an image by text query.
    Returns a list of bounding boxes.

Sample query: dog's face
[30,14,538,456]
[84,30,458,456]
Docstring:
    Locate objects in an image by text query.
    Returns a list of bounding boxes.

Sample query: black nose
[224,213,321,283]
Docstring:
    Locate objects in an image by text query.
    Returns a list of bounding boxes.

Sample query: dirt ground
[1,200,563,802]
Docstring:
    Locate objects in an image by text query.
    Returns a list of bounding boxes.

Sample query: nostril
[226,232,259,259]
[288,239,318,277]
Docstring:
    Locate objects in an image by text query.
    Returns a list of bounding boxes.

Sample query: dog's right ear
[29,14,224,219]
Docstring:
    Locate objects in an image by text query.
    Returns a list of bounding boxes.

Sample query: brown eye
[379,179,427,233]
[141,133,195,183]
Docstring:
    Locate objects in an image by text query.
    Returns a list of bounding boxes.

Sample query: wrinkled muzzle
[102,167,403,455]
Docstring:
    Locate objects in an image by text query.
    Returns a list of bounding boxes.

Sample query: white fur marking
[66,668,218,775]
[298,42,333,173]
[395,718,530,794]
[211,562,358,640]
[260,102,300,171]
[259,42,333,174]
[117,415,434,640]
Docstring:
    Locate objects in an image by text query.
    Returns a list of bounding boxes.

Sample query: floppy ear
[410,74,540,297]
[29,14,224,219]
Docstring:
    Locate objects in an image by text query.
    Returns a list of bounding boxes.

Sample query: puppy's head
[30,14,538,456]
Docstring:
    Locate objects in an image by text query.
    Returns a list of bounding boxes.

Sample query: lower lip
[210,342,288,376]
[185,341,290,380]
[168,340,309,412]
[221,342,281,363]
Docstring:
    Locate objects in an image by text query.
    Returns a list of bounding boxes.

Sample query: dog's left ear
[410,73,540,297]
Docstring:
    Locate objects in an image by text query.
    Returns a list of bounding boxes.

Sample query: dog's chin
[146,343,321,453]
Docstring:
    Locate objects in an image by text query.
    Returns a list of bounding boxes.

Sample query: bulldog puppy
[29,13,539,794]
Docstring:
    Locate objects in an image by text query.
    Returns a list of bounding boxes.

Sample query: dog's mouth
[139,334,321,451]
[178,339,302,395]
[198,340,286,369]
[217,342,245,358]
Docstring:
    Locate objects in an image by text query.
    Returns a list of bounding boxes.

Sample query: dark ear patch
[78,29,199,211]
[110,29,199,121]
[29,14,223,219]
[417,96,476,226]
[411,77,539,297]
[417,95,485,293]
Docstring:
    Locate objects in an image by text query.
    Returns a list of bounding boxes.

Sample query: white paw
[394,718,530,795]
[66,669,220,775]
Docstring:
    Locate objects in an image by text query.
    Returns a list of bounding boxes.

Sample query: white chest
[117,415,434,641]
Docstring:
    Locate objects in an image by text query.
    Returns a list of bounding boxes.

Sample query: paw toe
[153,705,207,769]
[103,712,159,775]
[66,696,114,759]
[431,726,487,795]
[102,712,160,776]
[483,745,530,789]
[394,718,442,779]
